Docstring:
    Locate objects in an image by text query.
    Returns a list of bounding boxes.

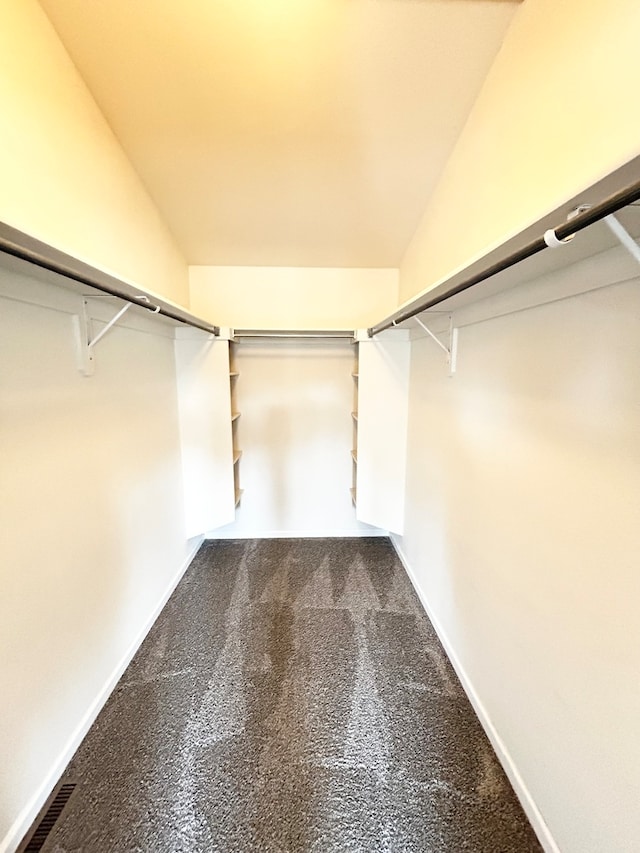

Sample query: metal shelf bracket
[414,314,458,376]
[72,297,135,376]
[604,214,640,266]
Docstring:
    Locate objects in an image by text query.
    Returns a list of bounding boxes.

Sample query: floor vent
[22,783,76,852]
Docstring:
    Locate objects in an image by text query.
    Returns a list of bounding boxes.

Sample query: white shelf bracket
[604,214,640,266]
[72,298,132,376]
[414,315,458,376]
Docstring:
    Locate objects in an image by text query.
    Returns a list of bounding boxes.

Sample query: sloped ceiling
[38,0,520,268]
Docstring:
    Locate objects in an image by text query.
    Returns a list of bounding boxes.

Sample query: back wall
[189,266,398,331]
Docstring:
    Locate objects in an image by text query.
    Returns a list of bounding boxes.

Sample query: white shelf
[230,344,242,506]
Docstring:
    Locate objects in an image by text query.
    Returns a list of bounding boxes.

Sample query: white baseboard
[390,535,561,853]
[0,537,203,853]
[207,528,388,540]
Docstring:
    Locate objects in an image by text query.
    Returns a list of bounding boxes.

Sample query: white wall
[189,266,398,330]
[212,339,380,538]
[400,0,640,305]
[394,246,640,853]
[0,260,198,852]
[0,0,188,307]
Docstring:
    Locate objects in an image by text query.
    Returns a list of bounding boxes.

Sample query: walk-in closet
[2,2,639,852]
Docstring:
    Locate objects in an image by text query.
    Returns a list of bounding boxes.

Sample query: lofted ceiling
[38,0,520,268]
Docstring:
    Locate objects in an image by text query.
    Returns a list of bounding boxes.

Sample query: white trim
[207,528,387,540]
[0,537,203,853]
[390,535,562,853]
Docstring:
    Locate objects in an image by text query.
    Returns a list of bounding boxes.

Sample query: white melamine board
[356,332,410,534]
[174,332,235,536]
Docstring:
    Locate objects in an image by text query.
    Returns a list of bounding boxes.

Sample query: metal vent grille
[22,783,76,852]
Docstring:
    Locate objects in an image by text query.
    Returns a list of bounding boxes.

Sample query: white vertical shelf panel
[356,331,411,534]
[174,330,235,536]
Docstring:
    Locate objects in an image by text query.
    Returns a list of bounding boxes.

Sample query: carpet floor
[26,538,543,852]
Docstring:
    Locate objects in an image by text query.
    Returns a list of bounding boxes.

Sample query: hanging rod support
[603,214,640,266]
[544,205,592,249]
[414,317,449,355]
[414,315,458,376]
[73,297,138,376]
[88,301,132,349]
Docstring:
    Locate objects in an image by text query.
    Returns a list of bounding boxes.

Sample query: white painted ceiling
[38,0,520,268]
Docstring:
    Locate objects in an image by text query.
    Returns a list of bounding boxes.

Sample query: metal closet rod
[0,221,219,336]
[233,329,355,339]
[368,176,640,337]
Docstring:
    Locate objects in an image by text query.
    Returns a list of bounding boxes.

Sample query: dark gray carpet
[27,538,542,852]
